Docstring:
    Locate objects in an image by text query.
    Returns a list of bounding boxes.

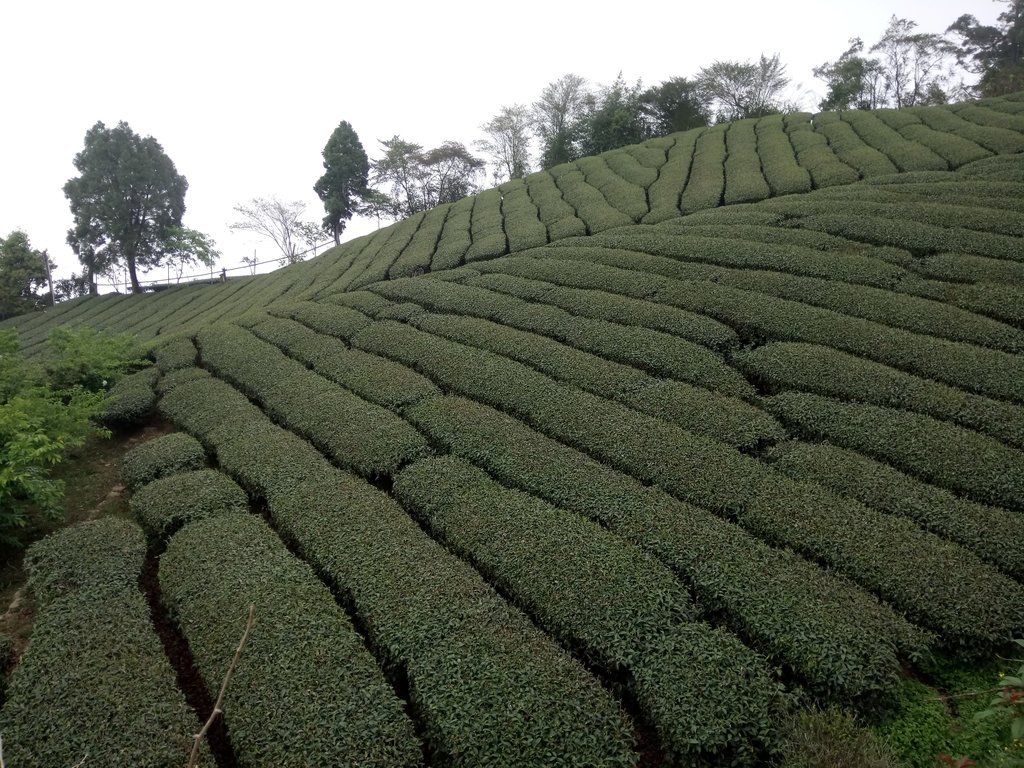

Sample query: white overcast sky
[0,0,1002,287]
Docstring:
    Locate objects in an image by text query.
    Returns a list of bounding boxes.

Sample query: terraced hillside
[3,94,1024,767]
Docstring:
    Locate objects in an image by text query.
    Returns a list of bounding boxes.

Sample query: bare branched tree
[230,197,308,265]
[476,105,532,183]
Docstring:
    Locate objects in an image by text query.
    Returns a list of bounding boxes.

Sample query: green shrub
[0,519,202,767]
[42,325,148,392]
[951,103,1024,132]
[395,455,786,766]
[97,365,159,427]
[159,375,637,767]
[779,707,902,768]
[404,394,919,706]
[196,324,429,479]
[754,114,812,196]
[768,440,1024,580]
[765,391,1024,511]
[350,318,1022,655]
[130,468,248,543]
[161,512,423,766]
[734,342,1024,447]
[910,252,1024,286]
[839,110,948,172]
[681,124,727,212]
[367,275,754,398]
[891,122,991,168]
[603,147,659,187]
[523,169,580,225]
[644,127,701,222]
[121,431,206,491]
[499,182,548,252]
[388,203,449,279]
[724,119,771,204]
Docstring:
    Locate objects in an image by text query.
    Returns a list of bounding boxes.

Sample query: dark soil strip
[140,551,239,768]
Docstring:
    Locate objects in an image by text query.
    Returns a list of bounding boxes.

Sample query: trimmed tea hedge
[407,309,778,448]
[395,455,785,766]
[768,441,1024,580]
[152,336,198,372]
[645,128,701,222]
[367,276,754,398]
[121,431,206,491]
[159,375,637,767]
[161,512,423,767]
[550,165,633,232]
[156,365,211,394]
[814,112,898,177]
[404,395,922,705]
[785,113,861,188]
[681,124,727,213]
[0,519,202,767]
[195,324,429,479]
[130,469,249,543]
[734,342,1024,447]
[839,110,948,172]
[755,114,812,196]
[576,156,648,220]
[724,119,771,204]
[97,365,159,427]
[765,391,1024,511]
[349,319,1024,654]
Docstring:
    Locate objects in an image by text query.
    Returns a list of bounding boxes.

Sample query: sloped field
[3,95,1024,766]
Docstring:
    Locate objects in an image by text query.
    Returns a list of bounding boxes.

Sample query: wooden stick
[187,604,255,768]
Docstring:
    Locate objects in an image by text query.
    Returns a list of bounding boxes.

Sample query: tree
[0,231,50,316]
[697,54,791,122]
[580,73,648,156]
[294,221,330,257]
[230,197,308,265]
[64,121,188,294]
[814,38,888,110]
[870,16,957,107]
[314,121,370,246]
[532,74,593,168]
[476,105,532,183]
[948,1,1024,96]
[160,227,220,283]
[371,137,484,218]
[638,77,711,136]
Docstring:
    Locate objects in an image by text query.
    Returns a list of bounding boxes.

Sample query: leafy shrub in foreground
[0,519,202,767]
[161,512,423,767]
[395,455,785,765]
[159,375,637,766]
[121,431,206,491]
[404,394,921,706]
[130,468,248,543]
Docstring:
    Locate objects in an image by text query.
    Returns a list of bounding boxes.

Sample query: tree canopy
[697,54,790,122]
[948,0,1024,96]
[230,197,309,265]
[0,231,50,317]
[532,74,593,168]
[371,137,483,218]
[476,105,532,183]
[314,121,370,246]
[63,121,188,294]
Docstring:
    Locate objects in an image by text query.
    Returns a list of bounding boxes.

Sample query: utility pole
[42,249,55,306]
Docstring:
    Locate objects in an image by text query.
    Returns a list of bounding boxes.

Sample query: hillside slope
[3,94,1024,766]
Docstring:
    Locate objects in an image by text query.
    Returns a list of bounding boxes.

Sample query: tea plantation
[3,94,1024,766]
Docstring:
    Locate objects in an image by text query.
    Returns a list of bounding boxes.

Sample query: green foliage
[403,394,917,706]
[779,707,902,768]
[159,226,220,282]
[64,120,188,293]
[0,230,50,316]
[681,124,727,212]
[840,110,949,171]
[0,519,202,767]
[120,431,206,491]
[314,120,370,245]
[195,323,429,479]
[785,113,862,188]
[697,54,790,121]
[161,512,423,766]
[152,335,198,372]
[43,324,148,392]
[974,639,1024,766]
[815,113,899,177]
[130,468,248,543]
[724,119,771,204]
[754,115,813,196]
[159,375,638,766]
[97,366,159,427]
